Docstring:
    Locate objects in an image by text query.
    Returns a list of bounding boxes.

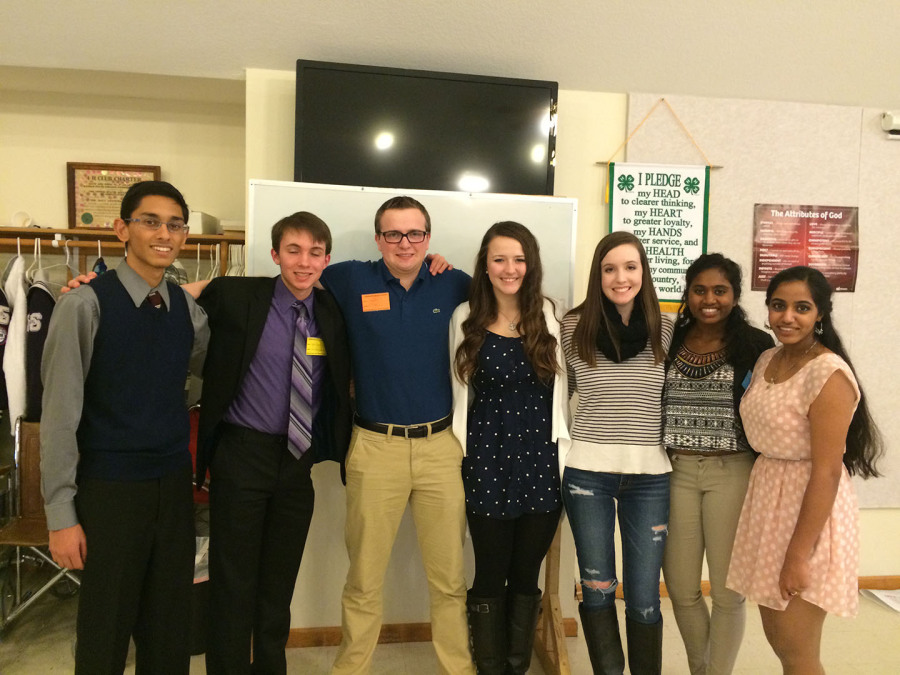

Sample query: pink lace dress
[726,349,861,617]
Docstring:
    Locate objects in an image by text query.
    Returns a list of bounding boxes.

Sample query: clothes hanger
[39,240,79,275]
[65,240,81,277]
[31,240,80,288]
[236,244,245,276]
[226,243,241,276]
[206,243,220,281]
[24,238,42,284]
[92,240,107,275]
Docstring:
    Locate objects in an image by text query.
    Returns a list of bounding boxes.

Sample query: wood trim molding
[287,618,580,649]
[287,576,898,649]
[611,576,900,599]
[857,575,900,590]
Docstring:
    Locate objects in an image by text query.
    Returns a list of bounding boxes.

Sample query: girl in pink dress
[727,266,882,673]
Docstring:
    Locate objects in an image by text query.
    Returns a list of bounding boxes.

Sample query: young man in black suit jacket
[194,212,352,674]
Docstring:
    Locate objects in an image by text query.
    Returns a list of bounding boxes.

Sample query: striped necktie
[288,301,313,459]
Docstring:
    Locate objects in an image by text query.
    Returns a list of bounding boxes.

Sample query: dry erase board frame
[247,180,578,307]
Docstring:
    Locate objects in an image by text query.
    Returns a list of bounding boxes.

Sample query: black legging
[467,507,562,598]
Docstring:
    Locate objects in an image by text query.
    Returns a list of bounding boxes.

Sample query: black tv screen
[294,61,557,195]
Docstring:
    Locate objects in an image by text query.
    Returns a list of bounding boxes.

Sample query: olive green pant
[663,452,755,675]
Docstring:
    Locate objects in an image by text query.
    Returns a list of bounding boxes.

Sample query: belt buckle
[405,423,426,439]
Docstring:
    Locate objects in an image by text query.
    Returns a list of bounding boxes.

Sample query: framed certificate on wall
[67,162,160,229]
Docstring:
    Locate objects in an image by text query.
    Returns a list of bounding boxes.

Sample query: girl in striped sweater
[560,231,673,675]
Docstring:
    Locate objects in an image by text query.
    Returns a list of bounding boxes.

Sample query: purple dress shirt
[223,278,325,436]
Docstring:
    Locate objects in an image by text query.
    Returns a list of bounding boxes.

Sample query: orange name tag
[361,292,391,312]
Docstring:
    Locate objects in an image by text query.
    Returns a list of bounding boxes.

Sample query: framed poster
[608,162,709,307]
[67,162,160,229]
[752,204,859,292]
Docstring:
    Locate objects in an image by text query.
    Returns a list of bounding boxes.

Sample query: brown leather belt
[354,414,452,438]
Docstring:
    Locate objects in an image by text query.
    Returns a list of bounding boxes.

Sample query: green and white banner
[608,162,709,306]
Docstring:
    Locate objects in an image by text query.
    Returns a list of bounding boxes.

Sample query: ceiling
[2,1,898,109]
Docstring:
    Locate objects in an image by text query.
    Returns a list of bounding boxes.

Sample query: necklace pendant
[509,321,517,331]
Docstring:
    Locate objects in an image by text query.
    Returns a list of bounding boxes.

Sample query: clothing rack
[0,227,245,278]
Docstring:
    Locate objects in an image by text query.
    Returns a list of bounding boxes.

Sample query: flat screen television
[294,60,557,195]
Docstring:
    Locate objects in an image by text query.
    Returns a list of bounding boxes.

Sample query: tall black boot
[625,615,663,675]
[467,592,507,675]
[578,604,625,675]
[504,591,542,674]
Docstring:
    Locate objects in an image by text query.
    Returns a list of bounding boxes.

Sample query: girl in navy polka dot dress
[450,221,570,675]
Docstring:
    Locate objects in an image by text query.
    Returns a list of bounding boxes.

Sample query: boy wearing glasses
[41,181,208,674]
[323,196,474,675]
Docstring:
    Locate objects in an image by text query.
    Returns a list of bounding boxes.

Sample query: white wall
[247,71,900,615]
[624,92,900,572]
[3,68,894,633]
[245,68,637,626]
[0,68,246,229]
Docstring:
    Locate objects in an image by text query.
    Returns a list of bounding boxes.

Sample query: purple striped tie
[288,301,313,459]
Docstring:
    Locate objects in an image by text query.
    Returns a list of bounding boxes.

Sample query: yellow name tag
[361,292,391,312]
[306,337,326,356]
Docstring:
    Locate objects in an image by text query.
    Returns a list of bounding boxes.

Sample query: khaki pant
[332,426,474,675]
[662,451,755,675]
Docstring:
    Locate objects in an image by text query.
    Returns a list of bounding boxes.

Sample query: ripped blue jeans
[562,467,670,624]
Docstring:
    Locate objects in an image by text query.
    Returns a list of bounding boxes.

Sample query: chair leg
[0,545,81,630]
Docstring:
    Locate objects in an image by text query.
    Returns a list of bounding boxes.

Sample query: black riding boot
[625,615,663,675]
[467,592,507,675]
[505,591,542,674]
[578,604,625,675]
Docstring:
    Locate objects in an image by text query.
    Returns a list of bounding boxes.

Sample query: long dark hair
[766,266,882,478]
[673,253,758,371]
[567,231,665,365]
[454,222,558,384]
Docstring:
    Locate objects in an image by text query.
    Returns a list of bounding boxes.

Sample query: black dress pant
[74,464,194,675]
[206,423,316,675]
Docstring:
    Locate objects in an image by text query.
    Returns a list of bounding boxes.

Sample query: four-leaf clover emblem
[684,177,700,194]
[617,174,635,192]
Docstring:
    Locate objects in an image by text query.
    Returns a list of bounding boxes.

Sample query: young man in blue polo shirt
[323,196,474,674]
[41,181,208,674]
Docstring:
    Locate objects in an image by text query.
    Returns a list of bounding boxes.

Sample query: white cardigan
[449,299,571,479]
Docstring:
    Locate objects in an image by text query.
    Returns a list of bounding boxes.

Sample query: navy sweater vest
[76,271,194,481]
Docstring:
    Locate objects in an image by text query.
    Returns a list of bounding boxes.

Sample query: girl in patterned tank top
[661,254,772,675]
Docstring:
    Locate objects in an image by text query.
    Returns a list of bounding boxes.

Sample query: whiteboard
[245,180,578,629]
[247,180,578,306]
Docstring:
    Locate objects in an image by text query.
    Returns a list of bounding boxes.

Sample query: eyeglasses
[126,216,189,234]
[379,230,428,244]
